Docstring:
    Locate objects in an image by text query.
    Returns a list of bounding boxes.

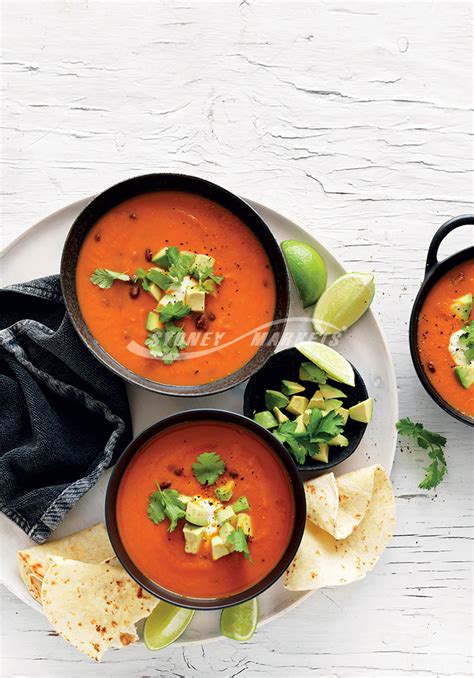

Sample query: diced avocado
[324,398,343,412]
[152,247,170,268]
[311,442,329,463]
[265,389,289,409]
[349,397,374,423]
[201,278,216,294]
[253,410,278,430]
[281,380,305,396]
[299,361,327,384]
[294,415,307,435]
[237,513,253,537]
[308,390,325,410]
[215,481,234,502]
[178,494,191,506]
[328,434,349,447]
[286,395,309,416]
[454,365,474,389]
[185,501,209,527]
[183,523,206,554]
[337,407,349,425]
[148,282,162,302]
[450,293,472,322]
[211,535,231,560]
[216,506,235,525]
[302,408,312,426]
[192,253,215,276]
[185,288,206,312]
[219,521,236,550]
[232,496,250,513]
[320,384,347,399]
[147,267,174,291]
[146,311,160,332]
[273,407,289,424]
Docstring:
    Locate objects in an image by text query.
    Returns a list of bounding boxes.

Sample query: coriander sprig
[396,417,447,490]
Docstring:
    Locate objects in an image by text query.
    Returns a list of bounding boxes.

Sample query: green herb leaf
[147,268,175,291]
[147,491,166,525]
[158,301,192,324]
[196,264,224,290]
[90,269,130,289]
[309,410,344,443]
[167,247,195,283]
[145,324,187,364]
[459,320,474,348]
[147,482,186,531]
[282,434,307,464]
[134,267,150,291]
[396,417,447,490]
[232,496,250,513]
[227,527,252,562]
[192,452,226,485]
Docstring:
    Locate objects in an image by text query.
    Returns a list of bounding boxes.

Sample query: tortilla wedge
[18,523,114,602]
[284,465,395,590]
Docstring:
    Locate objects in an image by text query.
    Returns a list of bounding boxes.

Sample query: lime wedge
[312,272,375,335]
[144,601,194,651]
[296,341,355,386]
[281,240,327,309]
[220,597,259,642]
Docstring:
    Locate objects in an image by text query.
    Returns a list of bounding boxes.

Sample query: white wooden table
[1,1,473,676]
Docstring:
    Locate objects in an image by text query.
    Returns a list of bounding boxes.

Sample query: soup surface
[116,421,295,599]
[76,191,277,385]
[417,260,474,417]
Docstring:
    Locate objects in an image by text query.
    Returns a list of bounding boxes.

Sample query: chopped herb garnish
[158,301,192,324]
[197,265,224,290]
[308,410,344,442]
[90,269,130,289]
[133,267,150,291]
[227,527,252,561]
[459,320,474,362]
[145,325,186,365]
[192,452,226,485]
[232,496,250,513]
[396,417,447,490]
[167,247,195,282]
[147,482,186,531]
[147,268,175,291]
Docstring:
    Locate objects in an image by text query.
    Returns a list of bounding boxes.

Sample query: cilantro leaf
[134,267,150,291]
[158,301,192,324]
[147,268,175,291]
[309,410,344,443]
[281,433,307,464]
[232,496,250,513]
[166,247,195,283]
[459,320,474,347]
[192,452,226,485]
[396,418,447,490]
[90,269,130,289]
[147,482,186,531]
[145,325,187,364]
[227,527,252,562]
[147,491,166,525]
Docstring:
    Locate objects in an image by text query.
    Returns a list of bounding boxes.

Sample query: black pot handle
[426,214,474,275]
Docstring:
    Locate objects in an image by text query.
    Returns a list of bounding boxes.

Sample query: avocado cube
[201,278,216,294]
[311,442,329,463]
[253,411,278,430]
[328,434,349,447]
[237,514,253,537]
[281,380,305,396]
[219,521,236,550]
[273,407,289,425]
[211,536,231,560]
[454,365,474,389]
[183,523,205,554]
[450,293,472,322]
[324,398,343,412]
[265,389,289,410]
[308,390,325,410]
[178,494,192,506]
[286,395,309,416]
[216,506,235,525]
[299,362,327,384]
[185,288,206,312]
[215,481,234,502]
[152,247,170,269]
[232,496,250,513]
[337,407,349,425]
[185,501,209,527]
[348,397,374,423]
[146,311,160,332]
[148,283,162,303]
[294,415,307,435]
[320,384,347,399]
[192,253,215,276]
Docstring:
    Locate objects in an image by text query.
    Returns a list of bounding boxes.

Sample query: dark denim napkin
[0,275,132,543]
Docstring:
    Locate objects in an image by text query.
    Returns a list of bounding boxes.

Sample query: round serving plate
[0,195,398,647]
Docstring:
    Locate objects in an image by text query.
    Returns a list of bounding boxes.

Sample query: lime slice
[144,601,194,651]
[296,341,355,386]
[281,240,327,309]
[312,272,375,336]
[220,597,259,642]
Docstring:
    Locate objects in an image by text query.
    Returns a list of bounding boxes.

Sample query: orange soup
[76,191,276,385]
[116,421,295,599]
[417,260,474,418]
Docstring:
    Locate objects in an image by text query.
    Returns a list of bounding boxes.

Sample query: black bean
[145,248,153,262]
[129,285,140,299]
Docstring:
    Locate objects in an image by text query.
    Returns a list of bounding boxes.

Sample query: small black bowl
[61,173,289,397]
[243,347,369,478]
[105,409,306,610]
[409,214,474,426]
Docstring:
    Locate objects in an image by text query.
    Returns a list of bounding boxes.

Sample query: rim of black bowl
[243,347,369,477]
[105,409,306,610]
[60,173,290,397]
[409,246,474,427]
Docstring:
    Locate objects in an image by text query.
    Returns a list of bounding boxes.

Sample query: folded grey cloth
[0,275,132,543]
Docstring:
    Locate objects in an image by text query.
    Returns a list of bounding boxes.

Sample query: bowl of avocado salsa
[105,409,306,610]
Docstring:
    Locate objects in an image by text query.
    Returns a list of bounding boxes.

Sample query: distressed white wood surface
[1,1,473,676]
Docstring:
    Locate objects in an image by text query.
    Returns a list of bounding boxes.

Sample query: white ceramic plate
[0,197,398,646]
